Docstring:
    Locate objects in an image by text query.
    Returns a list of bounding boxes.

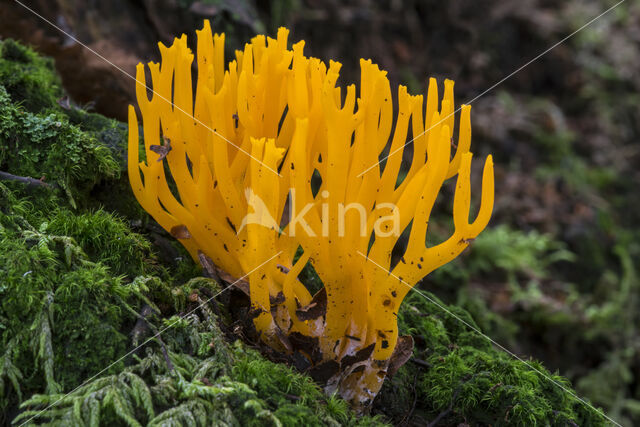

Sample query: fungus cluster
[128,21,494,409]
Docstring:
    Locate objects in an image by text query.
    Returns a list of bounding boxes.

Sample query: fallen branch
[0,170,53,189]
[410,358,432,369]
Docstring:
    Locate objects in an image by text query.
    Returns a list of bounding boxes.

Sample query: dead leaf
[387,335,414,377]
[270,291,286,307]
[248,306,265,319]
[57,96,71,110]
[198,251,217,277]
[197,251,250,295]
[150,137,172,162]
[341,343,375,369]
[296,288,327,321]
[292,351,312,371]
[308,360,340,384]
[274,324,293,352]
[288,332,322,364]
[170,224,191,239]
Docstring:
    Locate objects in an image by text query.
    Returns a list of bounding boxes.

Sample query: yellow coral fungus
[128,21,494,409]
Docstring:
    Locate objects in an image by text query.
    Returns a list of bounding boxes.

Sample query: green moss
[0,186,172,423]
[0,187,375,425]
[43,209,159,279]
[0,39,146,217]
[64,107,130,171]
[0,185,372,425]
[0,39,62,113]
[433,224,575,285]
[13,269,382,426]
[0,84,120,209]
[374,291,608,425]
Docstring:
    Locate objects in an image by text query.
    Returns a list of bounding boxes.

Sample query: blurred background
[1,0,639,423]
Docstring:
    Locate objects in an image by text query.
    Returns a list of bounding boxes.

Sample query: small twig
[427,371,489,427]
[154,333,175,373]
[195,295,218,328]
[198,286,222,318]
[426,387,462,427]
[0,170,53,189]
[131,304,174,372]
[399,371,419,426]
[410,358,432,369]
[284,393,301,402]
[131,305,154,344]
